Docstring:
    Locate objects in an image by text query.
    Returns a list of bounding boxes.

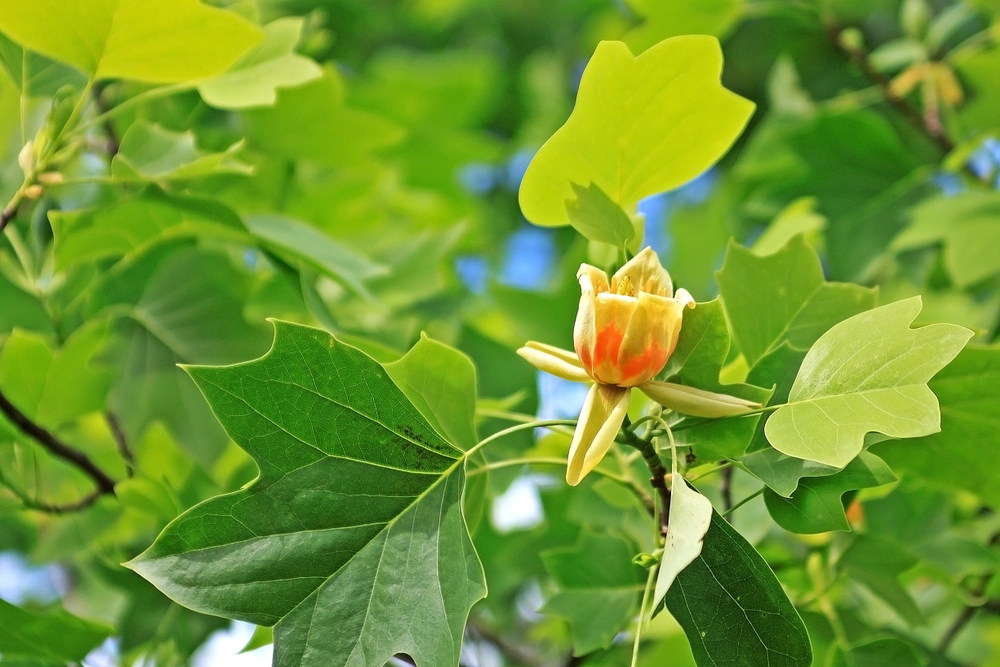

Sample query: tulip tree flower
[518,248,760,486]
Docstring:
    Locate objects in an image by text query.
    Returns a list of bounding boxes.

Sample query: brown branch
[0,199,20,234]
[106,411,134,476]
[0,386,117,495]
[619,419,670,535]
[720,465,734,513]
[826,21,955,154]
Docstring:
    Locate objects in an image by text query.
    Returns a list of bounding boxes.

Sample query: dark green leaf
[128,321,486,667]
[665,510,812,667]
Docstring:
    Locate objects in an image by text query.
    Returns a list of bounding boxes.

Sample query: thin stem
[720,465,734,513]
[106,412,134,477]
[467,420,578,457]
[74,82,192,136]
[0,465,104,514]
[0,386,117,495]
[474,409,539,423]
[468,457,625,484]
[723,487,764,517]
[687,461,733,483]
[630,564,657,667]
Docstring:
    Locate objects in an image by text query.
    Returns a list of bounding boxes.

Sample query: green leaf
[50,189,248,271]
[717,235,877,365]
[385,333,479,451]
[0,598,111,663]
[750,197,826,258]
[0,320,113,428]
[128,321,486,667]
[653,478,712,608]
[958,45,1000,136]
[831,638,923,667]
[764,297,972,469]
[0,33,86,95]
[244,67,404,167]
[625,0,744,54]
[763,452,896,534]
[892,191,1000,288]
[111,122,252,181]
[0,0,261,83]
[197,17,322,109]
[0,274,52,337]
[664,509,812,667]
[243,215,388,298]
[874,345,1000,507]
[662,299,772,461]
[564,182,636,246]
[541,531,644,655]
[838,535,925,625]
[519,36,753,226]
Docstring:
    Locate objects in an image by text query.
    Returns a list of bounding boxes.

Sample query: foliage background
[0,0,1000,665]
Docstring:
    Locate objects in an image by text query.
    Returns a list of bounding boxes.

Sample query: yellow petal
[566,384,631,486]
[574,264,610,377]
[639,381,760,418]
[517,343,592,383]
[615,292,687,386]
[612,247,672,297]
[588,292,639,385]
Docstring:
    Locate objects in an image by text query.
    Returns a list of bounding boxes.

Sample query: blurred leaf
[0,599,111,663]
[750,197,825,257]
[565,182,635,246]
[653,478,712,608]
[244,67,404,167]
[625,0,744,54]
[763,452,895,533]
[541,531,644,655]
[244,214,387,298]
[717,236,876,366]
[892,192,1000,288]
[0,0,261,82]
[0,320,113,428]
[0,34,87,95]
[385,333,479,451]
[831,637,923,667]
[957,44,1000,136]
[519,37,753,226]
[0,275,51,336]
[874,345,1000,506]
[50,189,248,271]
[664,509,812,667]
[198,17,322,109]
[129,322,486,667]
[111,122,252,181]
[839,535,925,625]
[764,297,972,468]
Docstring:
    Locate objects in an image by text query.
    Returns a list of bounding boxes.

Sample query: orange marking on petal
[592,324,625,384]
[619,344,668,386]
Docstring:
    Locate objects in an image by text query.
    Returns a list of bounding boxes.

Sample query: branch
[826,21,955,154]
[106,411,134,477]
[0,197,21,234]
[0,386,117,495]
[618,419,670,535]
[720,465,734,513]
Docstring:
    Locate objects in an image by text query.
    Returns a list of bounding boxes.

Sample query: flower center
[616,274,636,297]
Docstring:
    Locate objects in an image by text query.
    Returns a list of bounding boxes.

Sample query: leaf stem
[722,487,764,517]
[468,420,577,457]
[630,563,657,667]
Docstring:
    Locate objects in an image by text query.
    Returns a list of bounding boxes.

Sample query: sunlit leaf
[0,0,261,83]
[519,36,753,226]
[111,122,252,181]
[764,297,971,468]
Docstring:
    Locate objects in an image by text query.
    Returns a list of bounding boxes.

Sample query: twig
[723,488,764,517]
[0,466,104,514]
[720,465,734,513]
[468,619,547,667]
[0,193,23,234]
[92,82,120,156]
[936,532,1000,655]
[826,21,955,154]
[618,418,670,536]
[106,411,134,477]
[0,386,117,495]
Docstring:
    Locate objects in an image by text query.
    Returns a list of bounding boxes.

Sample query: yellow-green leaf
[518,36,754,226]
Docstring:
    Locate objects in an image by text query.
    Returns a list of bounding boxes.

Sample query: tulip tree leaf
[244,67,404,167]
[717,236,877,366]
[662,299,772,461]
[0,0,261,83]
[50,190,248,271]
[665,509,812,667]
[541,531,644,655]
[625,0,744,54]
[763,452,896,534]
[519,36,754,226]
[874,345,1000,507]
[128,321,486,667]
[197,18,322,109]
[891,192,1000,288]
[838,535,924,626]
[385,334,479,452]
[764,297,972,469]
[244,215,388,298]
[112,123,252,181]
[653,478,712,608]
[0,598,112,663]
